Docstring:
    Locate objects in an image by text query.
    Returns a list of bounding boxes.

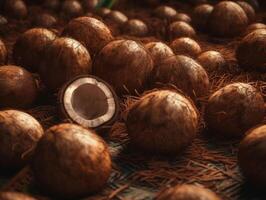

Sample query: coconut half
[59,75,119,129]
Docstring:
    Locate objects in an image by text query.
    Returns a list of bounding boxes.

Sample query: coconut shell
[171,13,191,24]
[0,192,37,200]
[236,29,266,71]
[156,184,221,200]
[62,17,114,56]
[61,0,83,19]
[0,39,7,65]
[145,42,174,66]
[237,1,256,23]
[197,50,226,72]
[0,110,43,170]
[39,37,91,92]
[0,65,38,108]
[154,6,177,20]
[168,21,196,40]
[244,23,266,35]
[123,19,148,37]
[104,10,128,26]
[32,13,57,28]
[238,125,266,188]
[32,123,111,199]
[207,1,248,37]
[126,90,199,154]
[13,28,57,72]
[170,37,202,57]
[5,0,28,19]
[82,0,98,11]
[152,55,209,101]
[93,39,154,95]
[205,83,265,138]
[192,4,213,31]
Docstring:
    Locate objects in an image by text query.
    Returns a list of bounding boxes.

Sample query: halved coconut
[59,75,119,130]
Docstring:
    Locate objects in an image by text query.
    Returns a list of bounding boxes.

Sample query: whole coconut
[126,90,199,154]
[13,28,57,72]
[104,10,128,26]
[192,4,213,31]
[32,13,57,28]
[0,39,7,65]
[154,6,177,20]
[95,8,111,18]
[238,125,266,188]
[93,39,153,95]
[205,83,265,138]
[0,110,43,170]
[39,37,91,91]
[5,0,27,19]
[152,55,209,101]
[156,184,221,200]
[237,1,256,23]
[0,192,37,200]
[197,51,227,72]
[170,37,202,57]
[63,17,114,56]
[62,0,83,19]
[207,1,248,37]
[145,42,174,66]
[32,123,111,199]
[0,65,37,108]
[43,0,60,11]
[123,19,148,37]
[236,29,266,71]
[172,13,191,24]
[244,23,266,35]
[82,0,98,11]
[168,21,196,40]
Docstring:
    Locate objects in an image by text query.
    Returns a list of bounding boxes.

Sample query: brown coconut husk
[61,0,84,19]
[153,6,177,21]
[5,0,28,20]
[32,13,57,28]
[168,21,196,41]
[122,19,149,37]
[192,4,213,31]
[237,1,256,23]
[244,23,266,35]
[171,13,191,24]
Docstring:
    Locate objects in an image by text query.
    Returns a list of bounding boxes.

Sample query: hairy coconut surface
[0,39,7,65]
[192,4,213,31]
[168,21,196,40]
[156,184,221,200]
[236,29,266,71]
[123,19,148,37]
[238,125,266,188]
[93,39,153,95]
[171,13,191,24]
[205,83,265,139]
[244,23,266,35]
[61,0,83,19]
[0,65,37,108]
[154,6,177,20]
[104,10,128,26]
[152,55,209,101]
[170,37,202,57]
[5,0,28,19]
[32,123,111,199]
[207,1,248,37]
[145,41,174,66]
[39,37,91,92]
[197,50,227,72]
[0,110,43,170]
[0,192,37,200]
[63,17,114,56]
[32,13,57,28]
[126,90,199,154]
[59,75,119,130]
[237,1,256,23]
[13,28,56,72]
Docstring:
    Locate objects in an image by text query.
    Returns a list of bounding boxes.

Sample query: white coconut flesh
[63,77,116,128]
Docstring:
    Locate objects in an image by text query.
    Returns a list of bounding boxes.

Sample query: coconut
[13,28,57,72]
[237,1,256,23]
[126,89,199,154]
[59,75,119,130]
[93,39,153,95]
[207,1,248,37]
[0,65,37,108]
[168,21,196,40]
[32,13,57,28]
[156,184,221,200]
[104,10,128,26]
[236,29,266,71]
[244,23,266,35]
[192,4,213,31]
[238,125,266,188]
[145,42,174,66]
[0,192,37,200]
[0,39,7,65]
[39,37,91,92]
[32,123,111,199]
[82,0,98,11]
[170,37,202,57]
[197,50,227,72]
[154,6,177,20]
[43,0,60,11]
[152,55,209,101]
[123,19,148,37]
[0,110,43,170]
[5,0,27,19]
[171,13,191,24]
[205,83,265,138]
[95,8,111,18]
[62,0,83,19]
[63,17,114,56]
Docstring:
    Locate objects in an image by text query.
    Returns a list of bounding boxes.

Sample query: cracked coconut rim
[61,76,118,128]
